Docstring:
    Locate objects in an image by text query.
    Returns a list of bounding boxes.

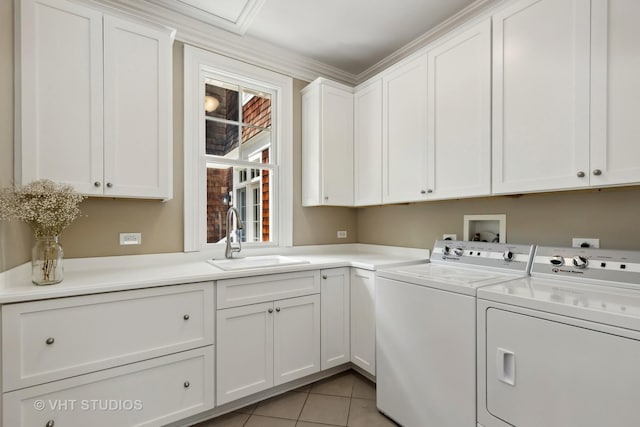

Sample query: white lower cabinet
[320,268,350,369]
[350,269,376,376]
[216,294,320,405]
[3,347,214,427]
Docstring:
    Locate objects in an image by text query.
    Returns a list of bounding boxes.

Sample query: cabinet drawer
[217,270,320,309]
[3,346,215,427]
[2,282,214,391]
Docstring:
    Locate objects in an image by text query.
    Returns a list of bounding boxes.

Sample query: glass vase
[32,236,64,285]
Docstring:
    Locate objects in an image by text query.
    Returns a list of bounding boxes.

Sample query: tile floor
[195,370,397,427]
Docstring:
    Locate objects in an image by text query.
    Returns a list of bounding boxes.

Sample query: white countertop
[0,244,429,304]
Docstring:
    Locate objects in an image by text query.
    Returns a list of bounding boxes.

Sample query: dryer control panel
[532,246,640,288]
[430,240,534,273]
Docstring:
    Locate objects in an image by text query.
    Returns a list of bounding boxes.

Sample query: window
[184,46,293,251]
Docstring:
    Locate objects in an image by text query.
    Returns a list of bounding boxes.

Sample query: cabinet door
[427,19,491,200]
[216,302,274,405]
[382,53,429,203]
[17,0,104,194]
[320,268,350,369]
[590,0,640,186]
[354,79,383,206]
[492,0,591,194]
[273,295,320,386]
[103,15,173,199]
[321,85,354,205]
[350,269,375,376]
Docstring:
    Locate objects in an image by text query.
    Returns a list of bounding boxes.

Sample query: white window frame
[183,45,293,251]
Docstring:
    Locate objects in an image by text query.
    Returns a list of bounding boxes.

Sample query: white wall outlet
[443,234,457,241]
[337,230,347,239]
[572,238,600,249]
[120,233,142,246]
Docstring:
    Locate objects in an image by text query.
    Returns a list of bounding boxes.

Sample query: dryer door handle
[497,348,516,386]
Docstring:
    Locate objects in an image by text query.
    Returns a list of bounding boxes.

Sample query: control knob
[503,250,514,262]
[572,256,588,269]
[550,256,565,266]
[443,246,451,255]
[453,247,464,257]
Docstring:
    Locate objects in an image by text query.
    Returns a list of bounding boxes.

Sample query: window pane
[205,120,239,157]
[242,90,271,129]
[205,80,239,121]
[206,163,271,244]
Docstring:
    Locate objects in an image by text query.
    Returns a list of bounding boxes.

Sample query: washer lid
[478,277,640,331]
[377,263,527,296]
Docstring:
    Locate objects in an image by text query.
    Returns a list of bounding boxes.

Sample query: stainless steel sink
[207,255,309,271]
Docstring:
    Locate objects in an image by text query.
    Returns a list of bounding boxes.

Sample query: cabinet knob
[577,171,585,178]
[593,169,602,176]
[94,181,101,187]
[324,196,329,201]
[275,307,281,312]
[46,421,55,427]
[183,381,190,388]
[420,190,426,194]
[106,182,113,188]
[46,337,55,345]
[183,314,190,320]
[427,189,433,194]
[268,308,274,313]
[322,275,327,279]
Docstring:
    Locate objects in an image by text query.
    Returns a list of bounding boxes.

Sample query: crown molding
[356,0,505,84]
[91,0,358,85]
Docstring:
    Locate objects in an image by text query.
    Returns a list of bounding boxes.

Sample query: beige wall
[0,4,356,272]
[357,187,640,250]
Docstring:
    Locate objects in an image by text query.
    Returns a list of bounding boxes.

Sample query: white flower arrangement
[0,179,86,238]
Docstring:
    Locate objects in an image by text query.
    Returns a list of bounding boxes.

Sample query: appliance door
[485,307,640,427]
[376,277,476,427]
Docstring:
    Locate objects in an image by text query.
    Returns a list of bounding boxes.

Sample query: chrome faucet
[225,207,244,259]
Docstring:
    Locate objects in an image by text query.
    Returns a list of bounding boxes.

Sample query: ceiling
[146,0,479,75]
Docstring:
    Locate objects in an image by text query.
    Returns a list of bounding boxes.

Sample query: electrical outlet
[443,234,457,241]
[120,233,142,246]
[572,238,600,249]
[337,230,347,239]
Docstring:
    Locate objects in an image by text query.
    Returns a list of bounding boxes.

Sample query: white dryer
[477,246,640,427]
[376,240,534,427]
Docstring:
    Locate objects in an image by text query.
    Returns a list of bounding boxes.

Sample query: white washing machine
[477,246,640,427]
[376,240,534,427]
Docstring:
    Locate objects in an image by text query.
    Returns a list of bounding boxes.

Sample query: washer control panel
[431,240,534,272]
[533,246,640,287]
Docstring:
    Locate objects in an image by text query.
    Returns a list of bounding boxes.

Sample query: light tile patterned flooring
[195,370,397,427]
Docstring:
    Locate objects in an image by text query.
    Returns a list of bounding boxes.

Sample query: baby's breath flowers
[0,180,85,285]
[0,179,86,238]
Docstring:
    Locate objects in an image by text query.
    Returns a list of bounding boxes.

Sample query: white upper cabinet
[16,0,175,200]
[354,78,383,206]
[590,0,640,186]
[302,78,354,206]
[492,0,591,194]
[382,53,429,204]
[427,19,491,200]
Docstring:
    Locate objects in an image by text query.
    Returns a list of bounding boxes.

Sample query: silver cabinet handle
[268,308,274,313]
[46,337,55,345]
[183,381,190,388]
[46,421,55,427]
[183,314,190,320]
[593,169,602,176]
[275,307,281,312]
[106,182,113,188]
[577,171,585,178]
[94,181,101,187]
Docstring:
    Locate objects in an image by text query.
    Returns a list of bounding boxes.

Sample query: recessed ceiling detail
[148,0,267,35]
